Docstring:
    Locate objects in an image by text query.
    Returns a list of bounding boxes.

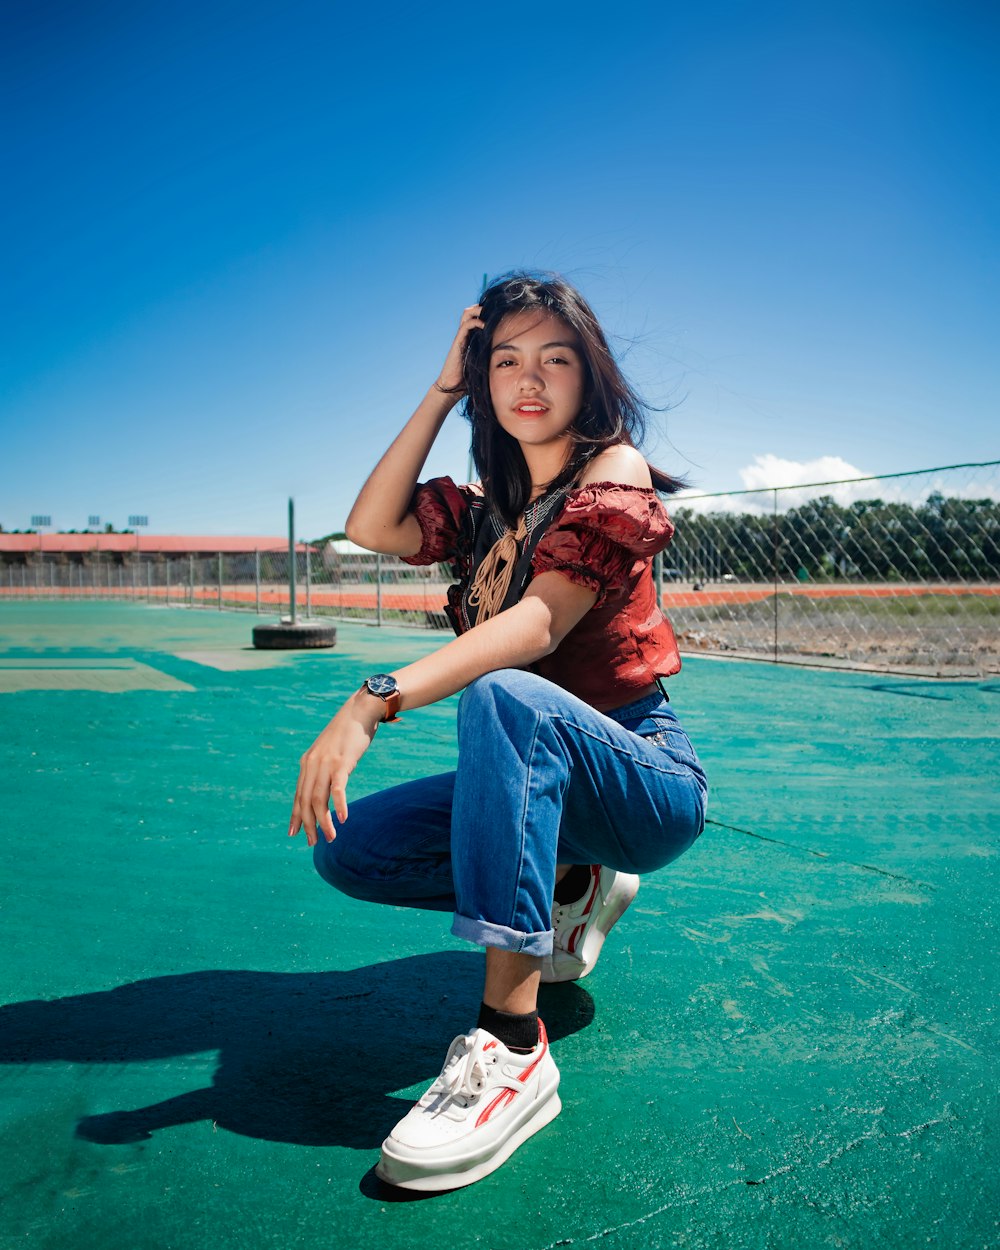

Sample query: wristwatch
[361,673,401,723]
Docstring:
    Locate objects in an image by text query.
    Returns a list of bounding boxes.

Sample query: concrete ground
[0,602,996,1250]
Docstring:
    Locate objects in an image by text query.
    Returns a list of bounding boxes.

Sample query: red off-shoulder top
[403,476,682,708]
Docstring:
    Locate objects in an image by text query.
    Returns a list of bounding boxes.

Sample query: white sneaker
[541,865,640,983]
[376,1021,561,1191]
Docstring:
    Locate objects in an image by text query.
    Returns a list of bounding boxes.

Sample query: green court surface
[0,602,996,1250]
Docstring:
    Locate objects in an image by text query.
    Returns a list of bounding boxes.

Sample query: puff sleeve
[531,483,675,606]
[400,476,477,566]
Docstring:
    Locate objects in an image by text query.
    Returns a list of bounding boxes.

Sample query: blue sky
[2,0,997,537]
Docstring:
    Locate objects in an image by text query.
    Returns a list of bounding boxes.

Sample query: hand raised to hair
[434,304,484,395]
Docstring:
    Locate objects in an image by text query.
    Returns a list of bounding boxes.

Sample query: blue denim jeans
[313,669,707,957]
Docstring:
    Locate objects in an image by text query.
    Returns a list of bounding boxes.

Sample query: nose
[516,365,543,392]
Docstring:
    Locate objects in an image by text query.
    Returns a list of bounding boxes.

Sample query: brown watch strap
[382,690,401,723]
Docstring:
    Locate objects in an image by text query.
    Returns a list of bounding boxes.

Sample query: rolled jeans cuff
[451,912,554,956]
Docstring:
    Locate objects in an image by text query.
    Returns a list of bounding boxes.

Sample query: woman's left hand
[288,692,384,846]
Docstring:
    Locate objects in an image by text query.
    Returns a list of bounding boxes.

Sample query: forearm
[382,577,596,714]
[345,384,460,555]
[290,574,594,841]
[386,600,551,712]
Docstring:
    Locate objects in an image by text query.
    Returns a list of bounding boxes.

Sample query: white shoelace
[439,1034,498,1107]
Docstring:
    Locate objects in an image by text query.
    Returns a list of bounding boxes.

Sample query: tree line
[669,493,1000,582]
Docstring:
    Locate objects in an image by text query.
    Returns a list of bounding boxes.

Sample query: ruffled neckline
[564,480,660,498]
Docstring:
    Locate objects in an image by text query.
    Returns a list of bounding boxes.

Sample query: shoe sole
[375,1089,562,1192]
[542,872,640,983]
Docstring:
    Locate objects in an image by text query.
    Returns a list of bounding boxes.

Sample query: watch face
[366,674,397,697]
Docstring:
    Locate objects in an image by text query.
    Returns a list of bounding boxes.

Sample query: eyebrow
[490,340,580,355]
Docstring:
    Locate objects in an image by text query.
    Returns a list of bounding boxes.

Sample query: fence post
[218,553,223,610]
[255,549,261,614]
[376,553,383,626]
[288,499,297,624]
[306,545,312,618]
[772,488,779,662]
[166,560,171,605]
[189,554,194,607]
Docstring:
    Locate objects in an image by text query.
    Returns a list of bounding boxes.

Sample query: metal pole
[189,554,194,607]
[288,498,297,624]
[218,552,223,610]
[306,544,312,618]
[166,560,171,605]
[772,489,779,663]
[255,549,261,614]
[376,552,383,626]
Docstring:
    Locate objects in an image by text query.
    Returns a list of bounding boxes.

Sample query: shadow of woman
[0,951,594,1151]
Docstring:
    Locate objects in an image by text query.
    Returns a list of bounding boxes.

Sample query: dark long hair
[460,271,684,526]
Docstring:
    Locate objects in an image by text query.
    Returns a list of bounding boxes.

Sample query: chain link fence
[2,461,997,676]
[664,459,999,676]
[0,545,452,625]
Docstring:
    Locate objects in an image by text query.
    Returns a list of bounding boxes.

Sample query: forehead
[491,309,578,348]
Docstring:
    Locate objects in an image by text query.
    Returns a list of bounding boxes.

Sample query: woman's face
[488,310,586,452]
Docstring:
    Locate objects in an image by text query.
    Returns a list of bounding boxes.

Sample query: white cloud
[676,454,878,513]
[673,455,1000,514]
[738,454,870,497]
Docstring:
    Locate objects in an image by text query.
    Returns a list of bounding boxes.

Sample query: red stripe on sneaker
[476,1087,517,1127]
[474,1021,550,1127]
[583,864,601,914]
[483,1040,497,1050]
[516,1019,549,1082]
[567,923,585,954]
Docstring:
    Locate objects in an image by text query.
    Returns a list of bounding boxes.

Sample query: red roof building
[0,535,312,564]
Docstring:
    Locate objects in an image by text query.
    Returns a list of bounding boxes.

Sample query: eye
[493,357,516,368]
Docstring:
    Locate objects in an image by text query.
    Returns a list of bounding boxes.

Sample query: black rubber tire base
[252,622,338,650]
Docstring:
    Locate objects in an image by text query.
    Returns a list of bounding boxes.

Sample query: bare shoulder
[577,445,652,489]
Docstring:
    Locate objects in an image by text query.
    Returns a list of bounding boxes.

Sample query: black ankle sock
[477,1002,539,1053]
[554,863,592,905]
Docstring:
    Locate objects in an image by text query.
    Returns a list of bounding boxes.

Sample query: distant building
[0,534,313,569]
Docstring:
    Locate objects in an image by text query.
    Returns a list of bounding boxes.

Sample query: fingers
[436,306,485,393]
[460,305,484,335]
[287,694,377,850]
[288,754,351,847]
[329,783,348,828]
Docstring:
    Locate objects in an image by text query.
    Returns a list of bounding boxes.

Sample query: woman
[289,272,707,1190]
